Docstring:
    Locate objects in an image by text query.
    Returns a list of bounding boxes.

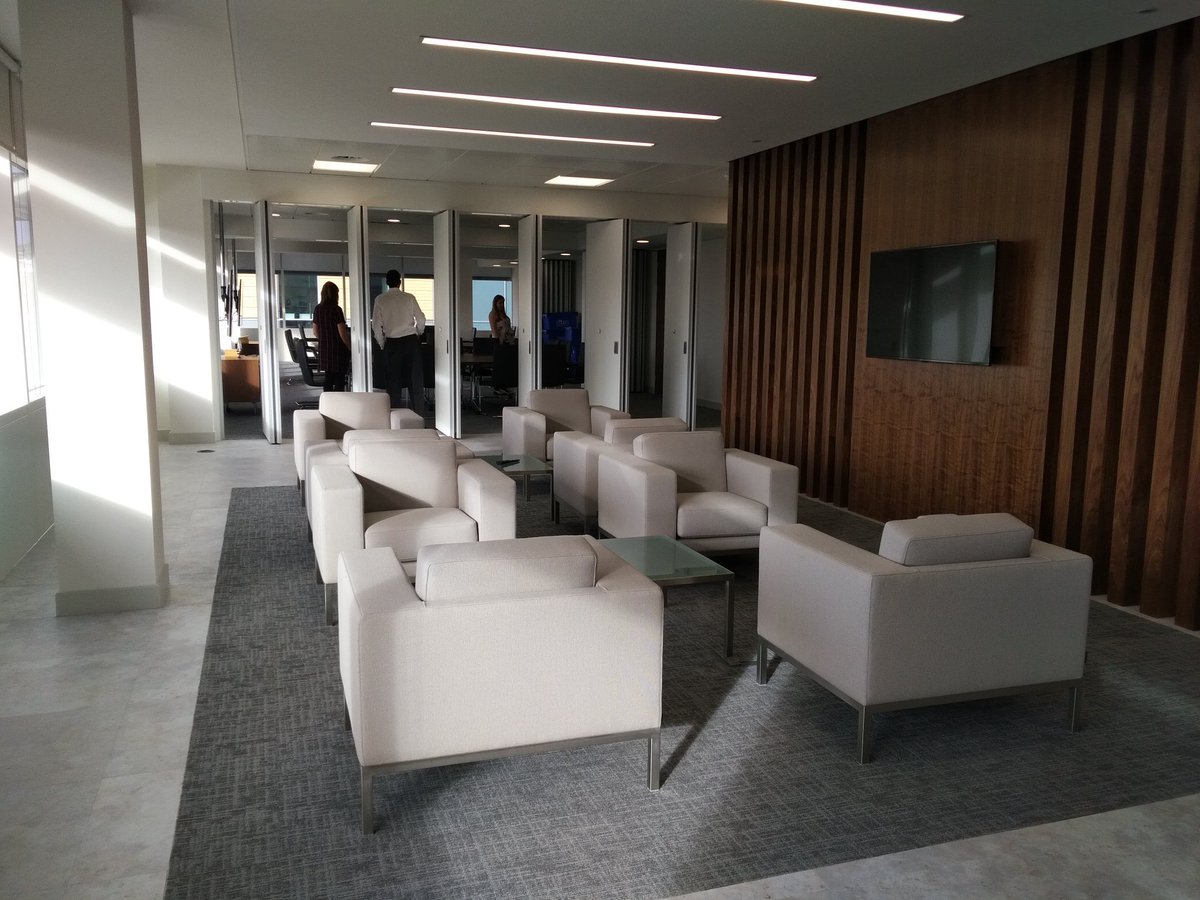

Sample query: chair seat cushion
[364,508,478,563]
[676,491,766,539]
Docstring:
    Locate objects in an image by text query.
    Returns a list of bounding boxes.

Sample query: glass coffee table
[598,535,742,665]
[481,454,553,501]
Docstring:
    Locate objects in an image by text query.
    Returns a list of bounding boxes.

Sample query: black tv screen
[866,240,998,365]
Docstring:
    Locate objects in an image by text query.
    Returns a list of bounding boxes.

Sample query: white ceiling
[3,1,1198,199]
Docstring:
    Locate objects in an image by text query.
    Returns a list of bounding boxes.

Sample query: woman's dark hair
[320,281,339,304]
[492,294,506,313]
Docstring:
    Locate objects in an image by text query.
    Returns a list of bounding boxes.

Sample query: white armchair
[310,440,515,623]
[303,428,473,520]
[338,534,664,832]
[757,513,1093,762]
[501,388,629,461]
[552,416,688,533]
[597,431,799,553]
[293,392,424,490]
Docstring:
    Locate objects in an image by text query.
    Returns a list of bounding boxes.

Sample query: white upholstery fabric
[553,417,688,522]
[757,522,1092,708]
[878,513,1034,566]
[676,492,766,539]
[309,442,515,584]
[340,428,440,453]
[634,431,727,493]
[603,416,687,447]
[597,432,798,551]
[389,408,425,430]
[292,391,405,481]
[501,389,630,460]
[364,507,478,562]
[415,535,597,604]
[338,538,663,767]
[350,441,459,511]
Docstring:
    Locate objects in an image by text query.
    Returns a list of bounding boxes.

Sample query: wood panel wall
[1042,22,1200,625]
[724,124,866,506]
[723,18,1200,627]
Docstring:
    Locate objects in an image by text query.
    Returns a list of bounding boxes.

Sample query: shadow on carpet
[165,484,1200,899]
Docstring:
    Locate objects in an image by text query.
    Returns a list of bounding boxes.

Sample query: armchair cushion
[634,430,727,493]
[878,512,1034,566]
[349,440,459,512]
[364,507,478,563]
[530,388,591,434]
[603,416,687,447]
[416,535,598,604]
[677,492,767,539]
[319,391,391,438]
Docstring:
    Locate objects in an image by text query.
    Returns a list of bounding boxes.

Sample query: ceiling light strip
[371,120,653,147]
[392,87,719,121]
[421,36,815,83]
[768,0,962,22]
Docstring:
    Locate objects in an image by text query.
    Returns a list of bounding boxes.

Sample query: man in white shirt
[371,269,427,411]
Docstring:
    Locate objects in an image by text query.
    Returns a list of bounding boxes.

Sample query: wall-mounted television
[865,240,998,366]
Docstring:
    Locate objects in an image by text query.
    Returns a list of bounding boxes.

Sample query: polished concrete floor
[1,437,1197,899]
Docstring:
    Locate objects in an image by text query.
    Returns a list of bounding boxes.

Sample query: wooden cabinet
[221,356,261,405]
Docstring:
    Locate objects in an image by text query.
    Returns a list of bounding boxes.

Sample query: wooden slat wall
[724,124,865,505]
[1043,22,1200,624]
[723,18,1200,627]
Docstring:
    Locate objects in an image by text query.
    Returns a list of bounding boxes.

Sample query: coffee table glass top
[481,454,553,476]
[598,535,732,585]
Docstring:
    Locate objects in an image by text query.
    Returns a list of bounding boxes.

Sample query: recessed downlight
[421,36,816,83]
[392,87,720,121]
[546,175,613,187]
[312,159,379,175]
[766,0,962,21]
[372,121,653,148]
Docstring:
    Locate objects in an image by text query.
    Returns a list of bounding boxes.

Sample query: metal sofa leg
[1068,685,1083,732]
[756,638,769,685]
[857,708,875,763]
[324,583,337,626]
[360,768,374,834]
[647,732,661,791]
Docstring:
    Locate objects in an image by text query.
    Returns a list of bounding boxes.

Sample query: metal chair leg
[1068,685,1083,731]
[647,732,661,791]
[360,768,374,834]
[324,582,337,626]
[857,708,874,763]
[756,638,769,685]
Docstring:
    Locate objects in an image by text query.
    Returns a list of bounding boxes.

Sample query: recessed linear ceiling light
[372,121,653,148]
[546,175,613,187]
[498,223,512,228]
[312,159,379,174]
[387,218,401,223]
[767,0,962,22]
[635,238,650,244]
[392,87,720,121]
[421,36,815,83]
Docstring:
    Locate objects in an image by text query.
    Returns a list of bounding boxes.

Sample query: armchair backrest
[319,392,391,438]
[878,513,1034,566]
[604,416,687,447]
[341,428,440,454]
[633,431,727,493]
[529,388,591,434]
[415,535,598,603]
[349,440,458,513]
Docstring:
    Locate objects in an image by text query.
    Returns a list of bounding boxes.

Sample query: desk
[461,351,494,410]
[220,356,260,406]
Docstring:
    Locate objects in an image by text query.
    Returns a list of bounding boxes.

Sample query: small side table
[481,454,553,502]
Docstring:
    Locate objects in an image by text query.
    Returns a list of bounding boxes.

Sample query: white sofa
[552,416,689,533]
[597,430,799,553]
[501,388,628,461]
[757,513,1093,762]
[293,392,424,491]
[338,535,664,833]
[310,440,515,623]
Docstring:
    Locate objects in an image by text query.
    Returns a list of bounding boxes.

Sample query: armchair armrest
[597,452,677,538]
[457,459,516,541]
[552,431,604,516]
[310,464,365,583]
[293,409,327,480]
[502,406,547,459]
[390,408,425,430]
[589,405,630,437]
[726,449,799,525]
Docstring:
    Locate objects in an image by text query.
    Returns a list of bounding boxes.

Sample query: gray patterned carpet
[165,482,1200,899]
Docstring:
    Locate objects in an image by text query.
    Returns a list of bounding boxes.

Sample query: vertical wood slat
[724,125,865,503]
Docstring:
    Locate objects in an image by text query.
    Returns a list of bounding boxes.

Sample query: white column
[19,0,168,614]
